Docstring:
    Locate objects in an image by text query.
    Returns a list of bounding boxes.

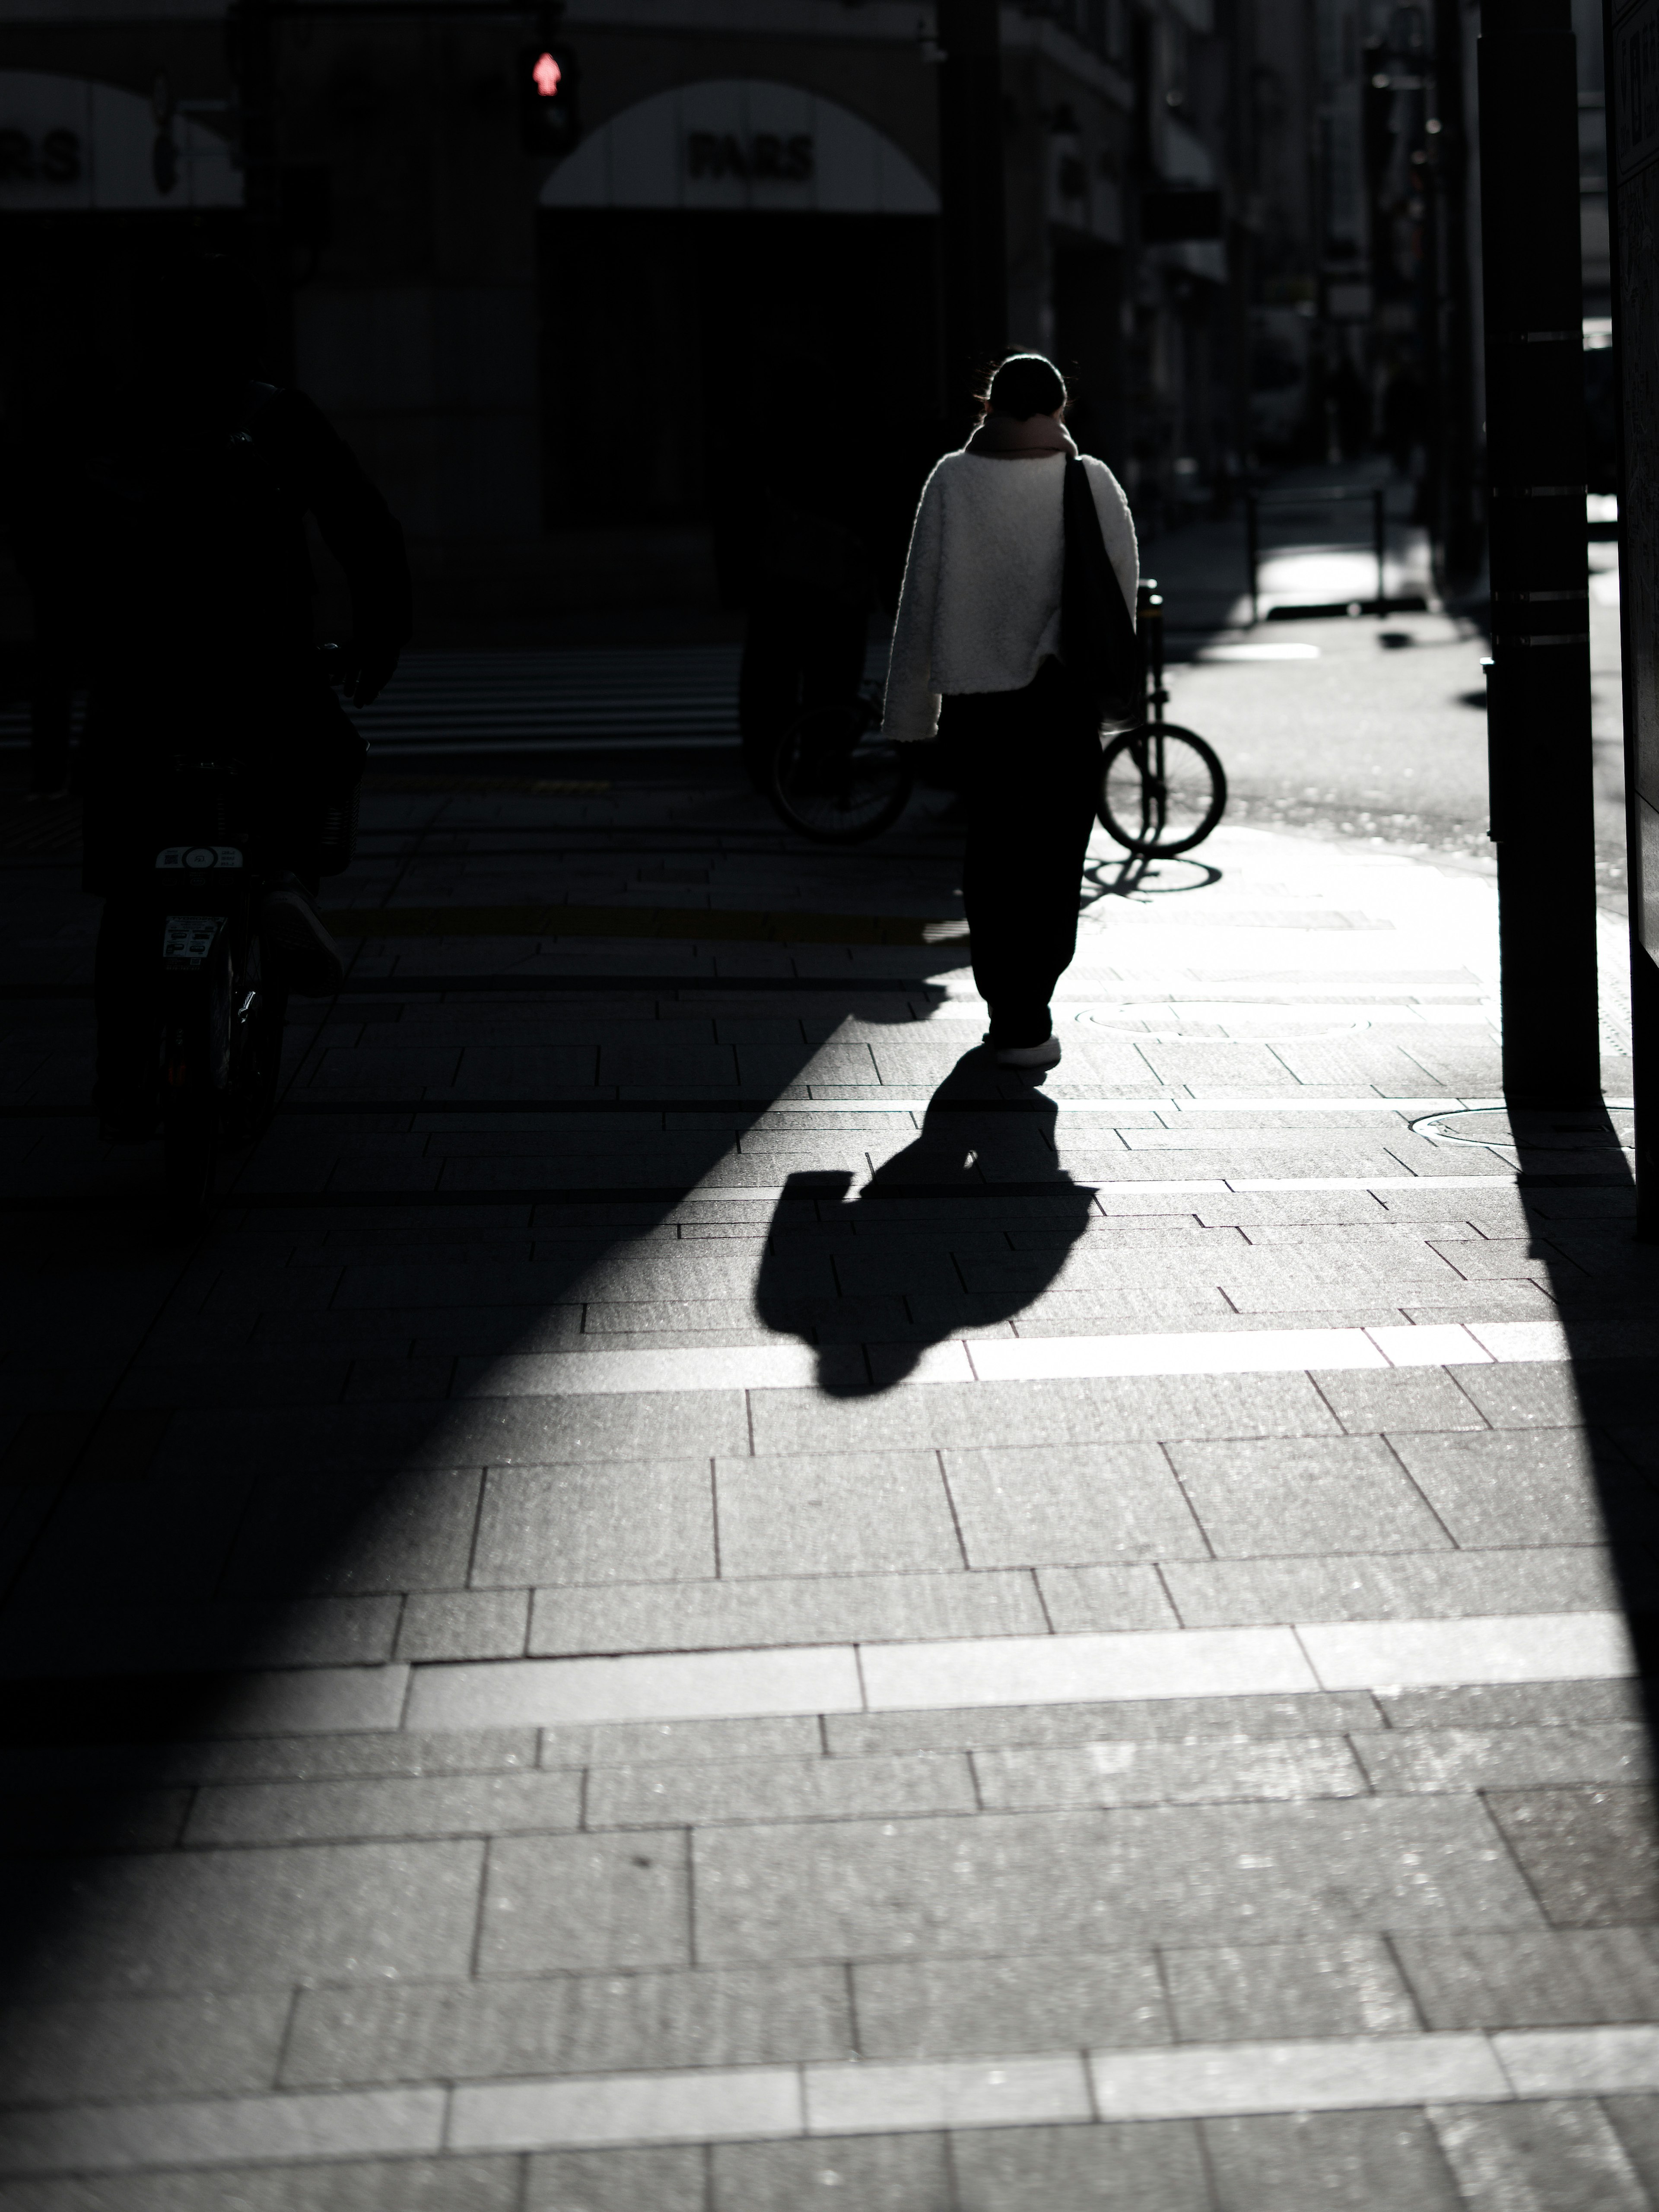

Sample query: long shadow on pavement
[755,1045,1094,1395]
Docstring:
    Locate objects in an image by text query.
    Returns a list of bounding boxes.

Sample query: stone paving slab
[3,774,1656,2205]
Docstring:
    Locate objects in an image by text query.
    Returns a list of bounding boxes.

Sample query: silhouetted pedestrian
[3,255,411,1135]
[882,353,1138,1069]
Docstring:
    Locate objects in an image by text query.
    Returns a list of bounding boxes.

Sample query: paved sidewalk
[4,761,1659,2211]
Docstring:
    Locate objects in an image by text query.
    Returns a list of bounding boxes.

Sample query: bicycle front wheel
[1098,722,1227,856]
[769,705,915,845]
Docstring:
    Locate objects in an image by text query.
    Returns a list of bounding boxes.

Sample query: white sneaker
[992,1034,1062,1069]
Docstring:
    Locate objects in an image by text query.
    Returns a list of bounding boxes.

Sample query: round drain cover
[1411,1106,1634,1154]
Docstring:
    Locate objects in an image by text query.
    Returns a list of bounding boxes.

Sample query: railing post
[1373,486,1387,614]
[1245,492,1259,625]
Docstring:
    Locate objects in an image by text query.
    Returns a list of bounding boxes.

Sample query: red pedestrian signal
[519,44,580,157]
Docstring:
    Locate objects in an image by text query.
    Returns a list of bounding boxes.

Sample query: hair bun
[985,353,1067,421]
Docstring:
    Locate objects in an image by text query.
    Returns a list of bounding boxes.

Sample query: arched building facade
[0,4,1240,628]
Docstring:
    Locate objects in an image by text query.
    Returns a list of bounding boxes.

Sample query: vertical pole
[1373,486,1387,612]
[228,0,291,380]
[1603,0,1659,1233]
[1246,491,1259,625]
[1478,0,1600,1107]
[1433,0,1482,586]
[1424,116,1450,579]
[935,0,1007,420]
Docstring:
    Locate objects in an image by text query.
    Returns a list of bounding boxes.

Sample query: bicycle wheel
[162,1049,218,1220]
[222,931,288,1147]
[769,704,915,844]
[1098,721,1227,856]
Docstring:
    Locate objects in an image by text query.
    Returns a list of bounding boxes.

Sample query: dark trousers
[738,599,868,791]
[940,659,1101,1047]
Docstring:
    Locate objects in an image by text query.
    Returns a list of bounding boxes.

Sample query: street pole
[935,0,1007,419]
[1478,0,1600,1107]
[1431,0,1481,587]
[227,0,291,379]
[1603,0,1659,1233]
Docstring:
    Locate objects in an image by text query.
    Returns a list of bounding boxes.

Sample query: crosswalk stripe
[0,641,892,754]
[350,645,745,751]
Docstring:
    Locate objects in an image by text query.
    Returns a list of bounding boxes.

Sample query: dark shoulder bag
[1060,456,1141,725]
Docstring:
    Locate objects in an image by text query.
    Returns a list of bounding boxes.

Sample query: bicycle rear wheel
[222,930,288,1147]
[769,704,915,844]
[1098,722,1227,856]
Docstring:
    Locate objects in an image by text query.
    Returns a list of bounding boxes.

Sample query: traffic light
[519,44,580,158]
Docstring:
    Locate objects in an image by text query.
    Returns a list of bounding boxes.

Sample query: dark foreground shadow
[0,944,980,2016]
[753,1045,1095,1394]
[1477,1101,1659,1932]
[1504,1103,1659,1626]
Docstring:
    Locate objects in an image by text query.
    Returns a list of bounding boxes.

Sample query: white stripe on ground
[667,1097,1603,1117]
[559,1100,1528,1116]
[462,1319,1595,1398]
[14,2032,1659,2173]
[552,1176,1557,1201]
[402,1609,1638,1733]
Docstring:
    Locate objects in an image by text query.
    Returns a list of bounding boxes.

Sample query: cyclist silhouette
[3,255,411,1137]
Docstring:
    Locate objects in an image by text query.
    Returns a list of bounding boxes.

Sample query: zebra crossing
[0,649,745,753]
[0,639,895,759]
[0,648,747,759]
[349,645,745,755]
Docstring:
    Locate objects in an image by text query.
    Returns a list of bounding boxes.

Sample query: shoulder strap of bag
[1062,456,1139,719]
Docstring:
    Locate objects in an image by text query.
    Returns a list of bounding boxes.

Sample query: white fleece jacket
[882,451,1139,743]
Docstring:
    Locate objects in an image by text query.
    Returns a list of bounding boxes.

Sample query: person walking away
[4,255,412,1138]
[882,353,1138,1068]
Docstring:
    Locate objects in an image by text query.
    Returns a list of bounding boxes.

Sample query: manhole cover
[1411,1106,1635,1157]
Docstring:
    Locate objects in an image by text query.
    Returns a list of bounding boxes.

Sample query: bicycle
[768,680,915,844]
[145,755,290,1220]
[130,645,375,1218]
[1096,579,1227,857]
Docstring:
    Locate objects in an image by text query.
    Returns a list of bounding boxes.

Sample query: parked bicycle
[766,581,1226,856]
[767,681,913,845]
[145,755,290,1219]
[138,651,362,1220]
[1096,580,1227,857]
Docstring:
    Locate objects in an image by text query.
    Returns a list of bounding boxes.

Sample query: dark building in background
[4,0,1607,630]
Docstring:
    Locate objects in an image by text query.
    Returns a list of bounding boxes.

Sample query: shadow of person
[753,1042,1096,1395]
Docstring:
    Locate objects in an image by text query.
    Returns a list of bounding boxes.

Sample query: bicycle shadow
[1081,846,1223,907]
[753,1044,1096,1395]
